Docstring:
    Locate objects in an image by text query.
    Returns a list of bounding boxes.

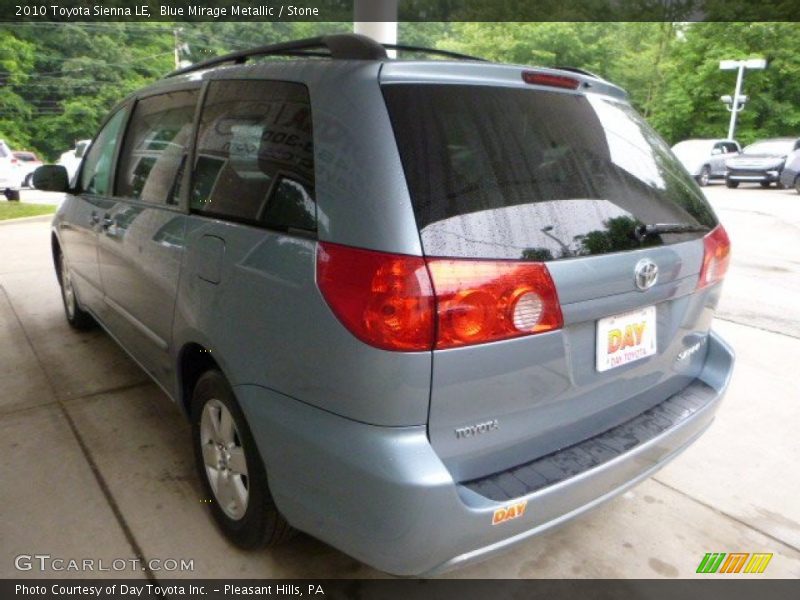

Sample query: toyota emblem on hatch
[634,259,659,291]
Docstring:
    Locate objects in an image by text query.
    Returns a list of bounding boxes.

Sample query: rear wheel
[725,179,739,189]
[696,166,710,187]
[760,181,771,188]
[57,252,95,330]
[191,370,294,549]
[795,177,800,195]
[4,189,20,201]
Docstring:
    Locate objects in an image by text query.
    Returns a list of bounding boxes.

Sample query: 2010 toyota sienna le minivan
[34,34,735,576]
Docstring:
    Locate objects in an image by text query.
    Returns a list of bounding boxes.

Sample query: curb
[0,214,54,226]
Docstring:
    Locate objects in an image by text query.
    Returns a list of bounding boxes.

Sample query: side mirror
[32,165,70,193]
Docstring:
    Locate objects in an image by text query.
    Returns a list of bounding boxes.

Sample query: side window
[263,176,315,231]
[191,80,315,231]
[724,143,738,153]
[80,108,127,195]
[116,90,198,206]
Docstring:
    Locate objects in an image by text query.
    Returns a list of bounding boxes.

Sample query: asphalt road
[703,183,800,339]
[1,184,798,578]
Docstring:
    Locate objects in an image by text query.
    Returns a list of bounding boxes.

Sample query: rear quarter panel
[171,217,432,426]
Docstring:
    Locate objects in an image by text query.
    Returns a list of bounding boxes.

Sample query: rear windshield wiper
[635,222,710,242]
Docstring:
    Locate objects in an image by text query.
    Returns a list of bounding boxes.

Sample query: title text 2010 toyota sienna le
[33,34,735,576]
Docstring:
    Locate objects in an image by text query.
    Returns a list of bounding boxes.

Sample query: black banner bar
[2,0,800,23]
[3,579,800,600]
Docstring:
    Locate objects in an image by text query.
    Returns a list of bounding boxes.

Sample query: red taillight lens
[317,243,563,352]
[317,243,435,351]
[427,259,563,349]
[697,225,731,289]
[522,71,580,90]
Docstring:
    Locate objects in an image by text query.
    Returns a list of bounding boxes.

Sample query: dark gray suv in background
[35,34,735,576]
[725,137,800,188]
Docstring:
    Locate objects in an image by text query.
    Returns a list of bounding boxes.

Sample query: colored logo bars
[696,552,773,574]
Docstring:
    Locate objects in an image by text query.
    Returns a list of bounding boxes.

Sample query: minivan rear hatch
[381,63,722,482]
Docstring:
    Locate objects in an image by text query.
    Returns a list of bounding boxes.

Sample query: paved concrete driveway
[1,185,799,579]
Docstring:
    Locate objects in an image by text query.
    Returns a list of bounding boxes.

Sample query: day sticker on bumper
[492,500,527,525]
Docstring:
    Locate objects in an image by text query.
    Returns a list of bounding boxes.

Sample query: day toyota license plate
[596,305,657,372]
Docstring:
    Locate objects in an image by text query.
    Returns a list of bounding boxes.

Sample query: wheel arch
[51,231,63,283]
[177,341,222,419]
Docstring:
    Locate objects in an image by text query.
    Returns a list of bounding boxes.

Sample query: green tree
[0,29,35,149]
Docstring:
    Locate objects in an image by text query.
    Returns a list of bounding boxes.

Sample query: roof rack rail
[165,33,486,79]
[166,33,387,78]
[383,44,485,61]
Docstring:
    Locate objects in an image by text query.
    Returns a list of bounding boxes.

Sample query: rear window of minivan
[383,84,716,261]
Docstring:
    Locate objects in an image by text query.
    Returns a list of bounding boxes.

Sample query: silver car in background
[34,34,735,576]
[671,138,741,186]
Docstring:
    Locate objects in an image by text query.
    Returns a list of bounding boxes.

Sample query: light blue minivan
[35,34,735,575]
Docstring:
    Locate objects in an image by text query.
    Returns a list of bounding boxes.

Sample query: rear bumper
[237,330,734,576]
[0,177,19,191]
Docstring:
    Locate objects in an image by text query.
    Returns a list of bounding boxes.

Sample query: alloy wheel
[200,399,249,520]
[60,254,76,319]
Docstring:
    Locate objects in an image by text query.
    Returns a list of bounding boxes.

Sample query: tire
[795,177,800,195]
[4,189,20,201]
[725,179,739,189]
[760,181,771,188]
[57,251,95,330]
[696,166,710,187]
[191,369,294,549]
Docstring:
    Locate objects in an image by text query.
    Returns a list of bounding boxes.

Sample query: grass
[0,202,56,221]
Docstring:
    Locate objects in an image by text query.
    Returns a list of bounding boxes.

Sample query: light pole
[719,58,766,140]
[354,0,399,56]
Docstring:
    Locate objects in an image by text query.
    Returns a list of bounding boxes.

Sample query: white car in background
[57,139,91,183]
[672,138,741,186]
[13,151,43,188]
[0,139,22,200]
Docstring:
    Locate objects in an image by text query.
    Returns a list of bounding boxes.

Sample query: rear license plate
[596,306,657,372]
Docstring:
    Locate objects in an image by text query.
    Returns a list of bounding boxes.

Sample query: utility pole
[719,58,766,140]
[173,28,182,69]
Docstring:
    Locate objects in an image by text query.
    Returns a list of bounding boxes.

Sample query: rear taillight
[697,225,731,289]
[522,71,580,90]
[317,243,563,352]
[427,259,562,349]
[316,243,435,351]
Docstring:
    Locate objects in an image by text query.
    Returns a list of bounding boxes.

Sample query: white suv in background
[0,140,22,201]
[672,139,741,186]
[57,139,91,184]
